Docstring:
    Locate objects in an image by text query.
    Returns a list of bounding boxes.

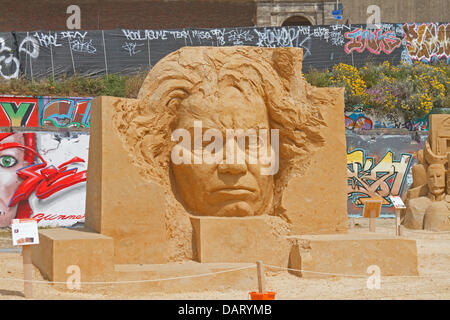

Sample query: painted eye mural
[0,132,89,227]
[0,155,18,168]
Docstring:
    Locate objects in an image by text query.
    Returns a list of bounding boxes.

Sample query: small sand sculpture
[403,114,450,231]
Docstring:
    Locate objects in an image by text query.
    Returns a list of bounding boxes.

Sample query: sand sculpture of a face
[112,47,326,218]
[427,163,446,197]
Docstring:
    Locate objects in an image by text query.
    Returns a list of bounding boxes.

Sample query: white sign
[11,219,39,246]
[389,196,406,209]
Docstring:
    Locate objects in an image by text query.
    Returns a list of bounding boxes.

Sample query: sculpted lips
[209,186,256,199]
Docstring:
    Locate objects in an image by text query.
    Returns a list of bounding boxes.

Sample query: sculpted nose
[217,163,247,175]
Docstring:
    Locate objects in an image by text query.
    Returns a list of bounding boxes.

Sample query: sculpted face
[427,164,445,197]
[170,85,274,217]
[0,134,25,227]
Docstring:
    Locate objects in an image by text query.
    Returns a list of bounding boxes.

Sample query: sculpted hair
[113,46,327,215]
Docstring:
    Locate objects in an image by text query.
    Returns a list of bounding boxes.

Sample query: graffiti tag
[344,28,402,54]
[347,149,413,207]
[403,23,450,62]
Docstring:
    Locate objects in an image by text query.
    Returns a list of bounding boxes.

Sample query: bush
[305,60,450,120]
[0,73,146,98]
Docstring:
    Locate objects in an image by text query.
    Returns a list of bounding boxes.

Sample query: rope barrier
[0,263,448,286]
[400,229,450,235]
[0,264,255,285]
[263,264,450,278]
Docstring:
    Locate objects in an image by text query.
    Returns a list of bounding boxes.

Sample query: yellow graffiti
[347,150,412,206]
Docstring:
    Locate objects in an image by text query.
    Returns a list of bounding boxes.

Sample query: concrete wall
[339,0,449,24]
[256,0,450,26]
[256,1,336,26]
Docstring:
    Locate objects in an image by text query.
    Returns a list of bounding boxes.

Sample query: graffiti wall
[345,110,429,131]
[0,97,39,127]
[0,131,88,227]
[0,96,93,128]
[40,97,92,128]
[0,22,447,81]
[403,23,450,63]
[346,131,428,217]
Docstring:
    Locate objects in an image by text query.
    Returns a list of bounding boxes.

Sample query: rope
[0,264,255,285]
[264,264,450,278]
[401,229,450,235]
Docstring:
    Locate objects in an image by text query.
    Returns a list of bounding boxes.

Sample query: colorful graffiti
[345,113,373,130]
[0,132,89,227]
[345,111,429,131]
[347,148,413,211]
[403,23,450,62]
[344,28,402,55]
[0,96,92,128]
[40,97,92,128]
[0,97,39,127]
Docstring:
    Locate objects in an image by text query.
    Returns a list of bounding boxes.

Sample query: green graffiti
[42,118,85,128]
[0,102,35,126]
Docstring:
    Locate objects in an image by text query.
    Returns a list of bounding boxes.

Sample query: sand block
[288,233,418,278]
[84,96,170,265]
[191,216,290,266]
[31,228,115,284]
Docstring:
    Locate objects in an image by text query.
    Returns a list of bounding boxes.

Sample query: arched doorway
[282,15,313,26]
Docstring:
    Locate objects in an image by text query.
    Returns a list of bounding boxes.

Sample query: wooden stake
[256,260,265,293]
[395,209,401,236]
[22,245,32,299]
[369,209,376,232]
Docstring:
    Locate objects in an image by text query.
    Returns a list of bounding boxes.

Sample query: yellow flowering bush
[304,60,449,119]
[329,63,368,108]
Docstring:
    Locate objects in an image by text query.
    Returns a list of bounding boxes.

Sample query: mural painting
[0,132,89,227]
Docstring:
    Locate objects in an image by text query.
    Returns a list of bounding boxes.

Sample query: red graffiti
[9,157,87,207]
[32,213,85,223]
[344,28,402,55]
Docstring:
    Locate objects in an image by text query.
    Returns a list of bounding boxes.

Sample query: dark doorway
[282,15,313,26]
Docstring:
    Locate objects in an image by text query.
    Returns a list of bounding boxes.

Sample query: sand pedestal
[190,216,290,266]
[32,228,419,294]
[32,228,115,284]
[288,233,418,278]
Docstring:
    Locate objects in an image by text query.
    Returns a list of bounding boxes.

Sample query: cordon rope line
[263,264,450,278]
[1,263,449,285]
[0,264,256,285]
[400,229,450,235]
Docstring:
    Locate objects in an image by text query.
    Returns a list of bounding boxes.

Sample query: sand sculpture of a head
[112,47,327,221]
[427,163,446,198]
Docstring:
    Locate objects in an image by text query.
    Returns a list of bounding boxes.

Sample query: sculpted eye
[0,155,18,168]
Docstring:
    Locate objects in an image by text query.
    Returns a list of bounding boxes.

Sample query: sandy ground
[0,218,449,300]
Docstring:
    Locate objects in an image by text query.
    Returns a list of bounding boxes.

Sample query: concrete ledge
[287,233,419,278]
[31,228,115,284]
